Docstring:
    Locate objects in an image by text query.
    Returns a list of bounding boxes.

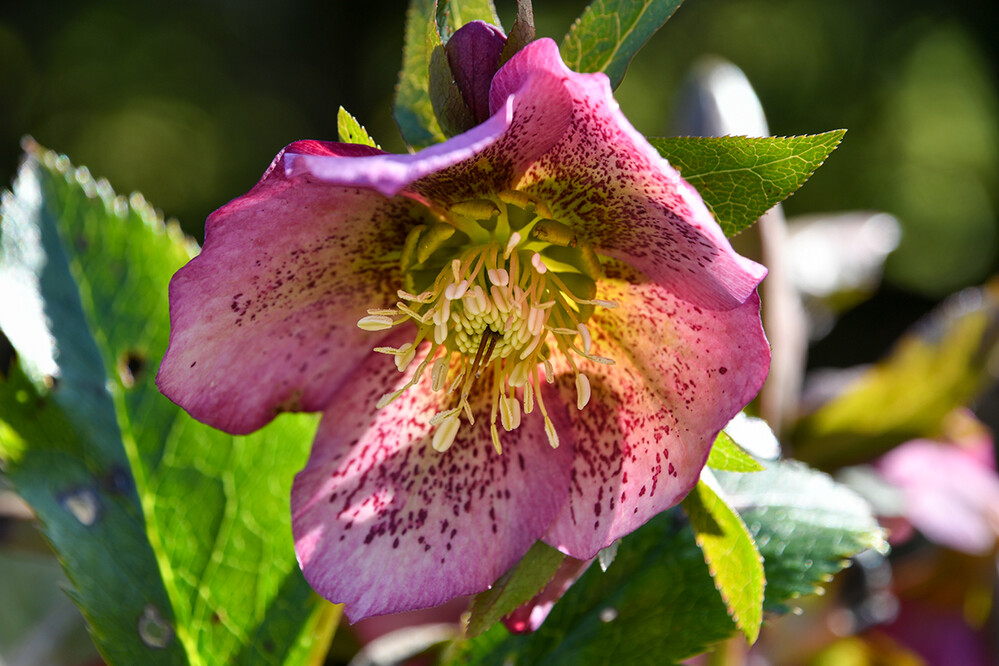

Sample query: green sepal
[500,0,536,65]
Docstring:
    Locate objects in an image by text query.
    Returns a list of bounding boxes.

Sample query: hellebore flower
[157,35,770,621]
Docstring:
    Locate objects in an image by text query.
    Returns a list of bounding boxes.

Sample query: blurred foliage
[1,0,996,298]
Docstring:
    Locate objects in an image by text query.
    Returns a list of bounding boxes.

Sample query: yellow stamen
[358,191,620,454]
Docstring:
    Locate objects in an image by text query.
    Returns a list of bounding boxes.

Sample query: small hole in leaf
[118,350,147,388]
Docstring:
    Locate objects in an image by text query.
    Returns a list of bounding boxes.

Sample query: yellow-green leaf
[684,478,765,644]
[337,107,380,148]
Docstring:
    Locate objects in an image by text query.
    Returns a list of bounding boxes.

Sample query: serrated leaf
[395,0,447,149]
[560,0,684,89]
[792,285,999,469]
[683,478,764,644]
[0,149,184,664]
[706,431,764,472]
[649,132,846,237]
[336,107,380,149]
[449,512,735,666]
[716,460,887,613]
[0,142,336,664]
[466,541,565,637]
[448,458,883,664]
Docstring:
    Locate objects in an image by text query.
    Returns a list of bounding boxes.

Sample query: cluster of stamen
[357,190,616,454]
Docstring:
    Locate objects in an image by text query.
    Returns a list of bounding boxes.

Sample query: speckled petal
[542,261,769,558]
[405,42,575,206]
[292,339,574,621]
[493,39,766,310]
[157,140,413,434]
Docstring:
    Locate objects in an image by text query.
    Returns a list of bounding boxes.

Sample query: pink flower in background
[156,34,769,621]
[878,437,999,555]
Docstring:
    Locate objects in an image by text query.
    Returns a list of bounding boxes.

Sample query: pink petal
[156,140,411,434]
[878,439,999,555]
[543,261,770,558]
[292,340,574,622]
[283,97,514,198]
[402,54,576,207]
[492,39,767,310]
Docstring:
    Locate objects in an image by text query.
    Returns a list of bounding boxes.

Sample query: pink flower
[157,36,770,621]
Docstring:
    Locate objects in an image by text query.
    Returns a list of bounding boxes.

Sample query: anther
[575,373,591,409]
[357,315,396,331]
[504,232,521,259]
[432,414,461,452]
[578,323,592,354]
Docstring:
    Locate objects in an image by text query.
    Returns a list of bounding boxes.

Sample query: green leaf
[792,285,999,469]
[395,0,447,149]
[0,142,337,664]
[449,512,735,666]
[500,0,535,65]
[449,459,883,664]
[683,478,764,644]
[648,132,846,237]
[706,431,764,472]
[466,541,565,637]
[337,107,380,148]
[715,460,887,613]
[439,0,501,39]
[560,0,684,89]
[429,44,477,137]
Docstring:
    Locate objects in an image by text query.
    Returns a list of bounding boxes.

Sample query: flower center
[357,190,616,454]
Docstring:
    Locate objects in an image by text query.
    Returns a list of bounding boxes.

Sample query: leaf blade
[706,431,764,472]
[0,145,186,665]
[337,107,380,148]
[716,460,887,613]
[395,0,447,149]
[0,143,337,665]
[683,478,764,644]
[649,132,846,237]
[466,541,565,637]
[560,0,684,89]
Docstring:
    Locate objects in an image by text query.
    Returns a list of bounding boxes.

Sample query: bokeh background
[1,0,998,663]
[2,0,997,365]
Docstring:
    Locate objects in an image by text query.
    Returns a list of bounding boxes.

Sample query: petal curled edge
[157,140,412,434]
[493,39,766,311]
[292,336,574,622]
[542,261,770,558]
[405,47,576,207]
[283,97,514,199]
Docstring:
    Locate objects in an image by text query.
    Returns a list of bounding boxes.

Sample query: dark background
[1,0,997,361]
